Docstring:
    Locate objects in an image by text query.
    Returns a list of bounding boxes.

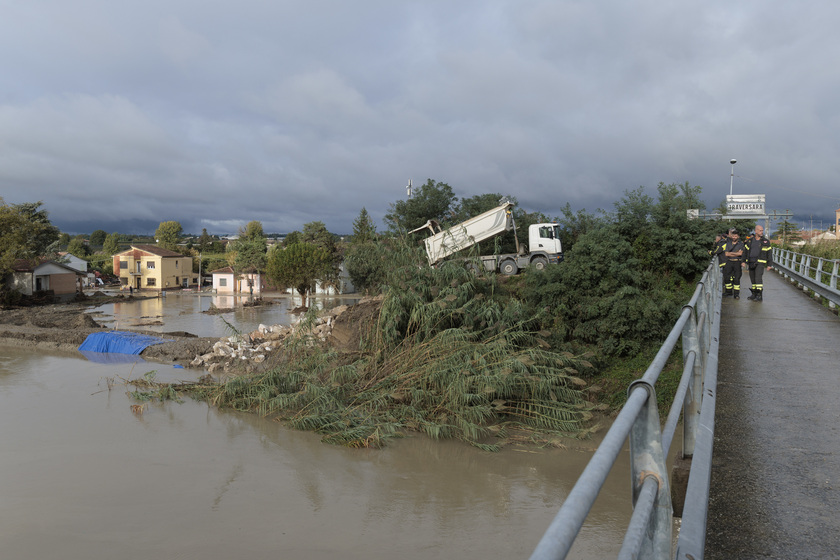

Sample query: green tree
[67,236,90,258]
[451,193,510,223]
[351,207,377,244]
[59,232,71,249]
[0,200,60,300]
[11,201,60,257]
[198,228,212,253]
[384,179,457,232]
[230,221,268,278]
[89,229,107,247]
[772,220,801,244]
[302,221,341,289]
[282,231,303,247]
[154,221,183,251]
[102,232,121,255]
[266,243,332,307]
[302,221,337,250]
[242,221,265,241]
[345,208,384,293]
[652,182,704,229]
[613,186,654,239]
[556,203,603,248]
[523,183,721,357]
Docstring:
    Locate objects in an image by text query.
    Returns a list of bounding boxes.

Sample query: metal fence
[530,261,722,560]
[773,248,840,308]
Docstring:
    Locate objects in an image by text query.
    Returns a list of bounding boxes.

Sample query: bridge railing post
[681,306,702,458]
[627,381,672,560]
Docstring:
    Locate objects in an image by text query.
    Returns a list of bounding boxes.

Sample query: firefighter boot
[747,288,757,301]
[755,291,763,302]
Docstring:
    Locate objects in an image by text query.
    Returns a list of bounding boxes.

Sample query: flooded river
[0,294,633,559]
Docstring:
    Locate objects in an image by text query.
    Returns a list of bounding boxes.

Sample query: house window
[147,261,155,269]
[120,261,127,269]
[175,261,179,268]
[219,278,227,287]
[147,278,156,286]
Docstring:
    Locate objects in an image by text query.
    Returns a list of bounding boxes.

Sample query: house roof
[11,258,40,272]
[116,245,185,258]
[36,260,86,275]
[209,266,262,275]
[11,258,84,275]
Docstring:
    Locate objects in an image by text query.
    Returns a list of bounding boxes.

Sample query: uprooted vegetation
[135,262,603,450]
[131,183,722,449]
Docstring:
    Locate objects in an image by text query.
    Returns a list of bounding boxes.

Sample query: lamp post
[729,159,737,195]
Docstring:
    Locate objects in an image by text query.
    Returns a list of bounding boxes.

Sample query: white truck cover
[422,202,514,265]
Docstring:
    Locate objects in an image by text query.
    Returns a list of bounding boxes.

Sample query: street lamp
[729,159,737,195]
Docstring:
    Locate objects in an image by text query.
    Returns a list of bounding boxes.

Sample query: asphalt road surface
[706,270,840,559]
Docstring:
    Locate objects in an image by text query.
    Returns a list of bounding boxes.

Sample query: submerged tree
[229,221,268,282]
[266,242,332,307]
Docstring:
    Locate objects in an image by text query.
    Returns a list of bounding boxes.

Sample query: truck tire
[499,259,518,275]
[531,257,548,271]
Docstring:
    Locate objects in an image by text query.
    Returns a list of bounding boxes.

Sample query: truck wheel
[532,257,548,271]
[499,260,518,275]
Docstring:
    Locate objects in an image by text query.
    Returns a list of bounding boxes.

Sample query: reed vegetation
[190,259,598,450]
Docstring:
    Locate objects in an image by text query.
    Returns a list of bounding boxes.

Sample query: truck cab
[528,224,563,257]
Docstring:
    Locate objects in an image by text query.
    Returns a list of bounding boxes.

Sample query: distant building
[7,259,85,302]
[113,245,196,291]
[209,266,265,295]
[56,252,88,273]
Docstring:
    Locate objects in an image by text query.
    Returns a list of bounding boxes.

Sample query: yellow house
[113,245,196,291]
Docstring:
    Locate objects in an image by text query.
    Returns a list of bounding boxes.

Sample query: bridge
[530,249,840,559]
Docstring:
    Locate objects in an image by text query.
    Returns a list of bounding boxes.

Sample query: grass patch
[592,346,684,417]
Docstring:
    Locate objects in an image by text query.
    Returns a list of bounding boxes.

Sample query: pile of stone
[189,306,348,373]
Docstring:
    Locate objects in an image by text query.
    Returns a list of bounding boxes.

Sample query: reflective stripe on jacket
[744,235,773,265]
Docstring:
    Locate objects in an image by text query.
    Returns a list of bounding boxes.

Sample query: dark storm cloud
[1,0,838,236]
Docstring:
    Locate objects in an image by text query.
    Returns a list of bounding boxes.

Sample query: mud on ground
[0,293,218,363]
[0,292,383,368]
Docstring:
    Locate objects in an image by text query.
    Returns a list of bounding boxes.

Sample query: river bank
[0,292,381,370]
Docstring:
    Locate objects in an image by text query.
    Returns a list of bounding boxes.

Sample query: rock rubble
[188,305,350,373]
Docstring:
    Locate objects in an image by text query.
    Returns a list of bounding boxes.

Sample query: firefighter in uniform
[743,224,773,301]
[711,231,730,276]
[723,228,744,298]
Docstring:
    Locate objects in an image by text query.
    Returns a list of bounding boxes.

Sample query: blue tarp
[80,351,148,364]
[78,331,170,355]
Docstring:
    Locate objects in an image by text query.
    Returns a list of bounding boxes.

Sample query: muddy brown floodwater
[0,330,633,559]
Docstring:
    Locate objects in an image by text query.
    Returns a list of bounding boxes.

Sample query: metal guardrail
[772,248,840,307]
[530,261,723,560]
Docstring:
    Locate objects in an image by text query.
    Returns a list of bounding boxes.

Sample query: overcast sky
[1,1,838,236]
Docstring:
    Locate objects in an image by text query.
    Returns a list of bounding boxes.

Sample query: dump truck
[409,201,563,275]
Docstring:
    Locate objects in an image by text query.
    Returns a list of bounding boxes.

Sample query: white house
[210,266,265,295]
[8,259,85,301]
